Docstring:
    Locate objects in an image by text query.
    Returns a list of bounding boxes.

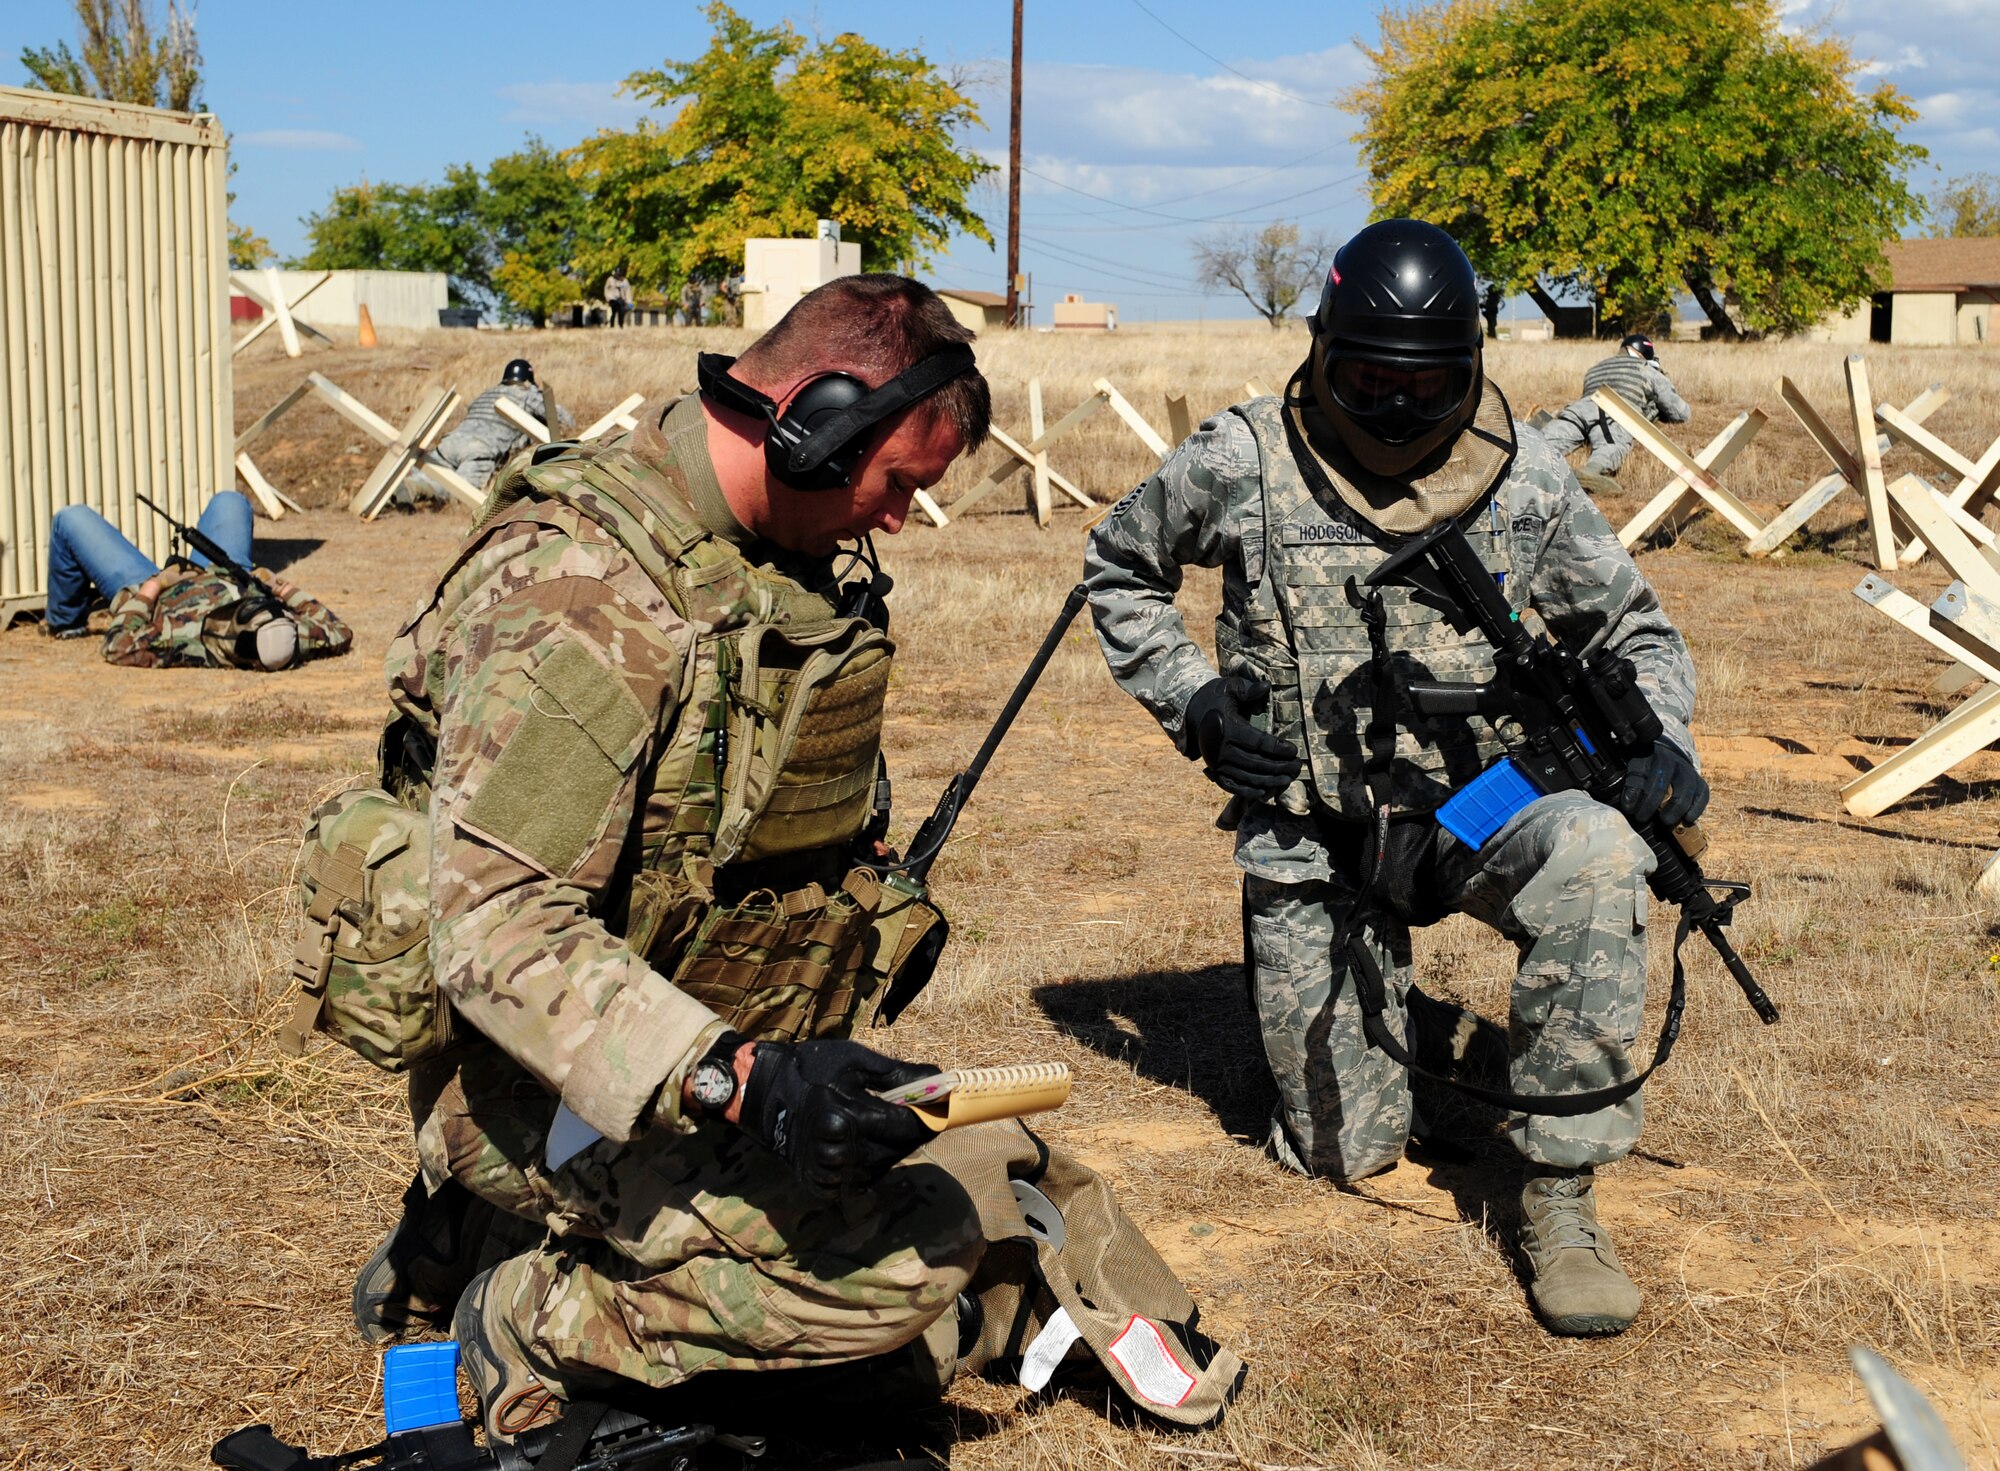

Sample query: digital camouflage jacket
[1082,395,1697,882]
[102,564,351,669]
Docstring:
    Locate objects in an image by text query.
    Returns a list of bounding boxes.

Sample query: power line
[1022,164,1366,227]
[1122,0,1340,110]
[1021,231,1197,288]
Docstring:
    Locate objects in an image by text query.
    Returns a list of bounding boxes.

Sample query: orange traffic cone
[357,303,379,348]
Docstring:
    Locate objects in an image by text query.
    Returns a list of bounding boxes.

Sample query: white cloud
[495,80,656,132]
[1855,45,1927,77]
[235,129,362,151]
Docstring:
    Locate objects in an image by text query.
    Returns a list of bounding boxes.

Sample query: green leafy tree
[1931,173,2000,238]
[1192,221,1334,328]
[22,0,201,110]
[570,3,992,290]
[1345,0,1926,338]
[294,166,491,305]
[482,138,594,325]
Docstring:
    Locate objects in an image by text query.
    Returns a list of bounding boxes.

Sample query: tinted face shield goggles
[1320,347,1479,445]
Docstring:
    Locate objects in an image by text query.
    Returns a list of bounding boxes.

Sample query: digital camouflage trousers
[1245,789,1655,1179]
[1540,408,1636,478]
[410,1042,982,1393]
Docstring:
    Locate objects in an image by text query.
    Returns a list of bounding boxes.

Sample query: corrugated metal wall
[0,86,231,616]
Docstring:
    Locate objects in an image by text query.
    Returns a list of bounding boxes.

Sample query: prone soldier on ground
[1535,332,1691,489]
[1083,220,1713,1339]
[44,489,350,670]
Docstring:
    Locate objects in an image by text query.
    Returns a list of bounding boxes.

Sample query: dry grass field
[3,321,1996,1470]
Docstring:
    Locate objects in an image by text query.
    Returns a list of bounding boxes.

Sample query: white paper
[546,1103,603,1170]
[1106,1315,1197,1407]
[1018,1305,1082,1393]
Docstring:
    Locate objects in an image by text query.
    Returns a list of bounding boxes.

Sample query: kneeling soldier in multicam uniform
[354,276,997,1447]
[1083,221,1708,1337]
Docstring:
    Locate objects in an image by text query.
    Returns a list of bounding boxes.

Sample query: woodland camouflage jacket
[102,565,351,669]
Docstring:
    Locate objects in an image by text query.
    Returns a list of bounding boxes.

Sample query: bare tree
[1192,221,1335,329]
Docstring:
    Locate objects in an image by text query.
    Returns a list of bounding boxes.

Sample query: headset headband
[696,343,977,476]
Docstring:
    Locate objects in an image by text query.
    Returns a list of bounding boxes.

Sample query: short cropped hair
[735,273,991,453]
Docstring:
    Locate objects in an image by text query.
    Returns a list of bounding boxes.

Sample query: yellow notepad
[878,1062,1072,1132]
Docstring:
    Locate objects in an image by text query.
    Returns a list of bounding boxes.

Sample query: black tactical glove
[1183,675,1303,801]
[739,1038,937,1199]
[1620,741,1708,829]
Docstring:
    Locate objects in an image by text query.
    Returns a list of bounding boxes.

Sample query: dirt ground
[3,326,1996,1470]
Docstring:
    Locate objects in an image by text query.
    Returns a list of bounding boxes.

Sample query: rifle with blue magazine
[1347,516,1778,1116]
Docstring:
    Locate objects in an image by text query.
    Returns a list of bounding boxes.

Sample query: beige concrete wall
[0,86,231,614]
[1808,301,1872,344]
[740,232,861,332]
[1957,292,1997,346]
[237,269,448,332]
[1891,292,1958,346]
[940,296,1006,333]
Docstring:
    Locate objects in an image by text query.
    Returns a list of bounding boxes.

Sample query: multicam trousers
[1245,789,1655,1179]
[411,1042,982,1392]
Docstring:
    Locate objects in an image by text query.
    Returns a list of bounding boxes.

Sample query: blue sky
[4,0,1991,321]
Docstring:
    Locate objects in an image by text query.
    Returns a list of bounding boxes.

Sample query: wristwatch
[690,1031,747,1115]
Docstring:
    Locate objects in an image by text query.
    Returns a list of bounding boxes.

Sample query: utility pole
[1006,0,1023,327]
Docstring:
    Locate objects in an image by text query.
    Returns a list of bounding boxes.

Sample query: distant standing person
[44,490,350,670]
[678,277,703,327]
[1538,333,1689,484]
[604,267,633,328]
[434,359,548,491]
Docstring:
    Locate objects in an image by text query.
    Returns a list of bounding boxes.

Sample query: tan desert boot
[1519,1167,1641,1336]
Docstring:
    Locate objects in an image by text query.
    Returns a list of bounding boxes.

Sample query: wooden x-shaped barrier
[231,269,333,358]
[1842,471,2000,816]
[933,377,1169,529]
[1600,392,1768,549]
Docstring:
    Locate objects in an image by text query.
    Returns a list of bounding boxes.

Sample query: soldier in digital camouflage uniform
[355,275,997,1447]
[45,490,350,670]
[1083,221,1708,1337]
[433,358,555,491]
[1537,333,1691,481]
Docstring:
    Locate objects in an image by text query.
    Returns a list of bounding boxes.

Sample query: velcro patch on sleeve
[1105,1315,1198,1408]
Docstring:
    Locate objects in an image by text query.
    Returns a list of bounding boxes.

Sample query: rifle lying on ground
[870,582,1089,1025]
[1348,517,1778,1115]
[136,491,260,587]
[213,1345,765,1471]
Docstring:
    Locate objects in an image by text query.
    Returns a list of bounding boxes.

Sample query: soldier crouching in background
[1083,221,1709,1338]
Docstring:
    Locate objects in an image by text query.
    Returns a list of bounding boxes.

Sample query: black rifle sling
[1343,911,1691,1117]
[532,1399,610,1471]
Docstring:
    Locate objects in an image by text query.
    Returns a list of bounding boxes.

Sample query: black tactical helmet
[502,358,535,386]
[1307,219,1484,476]
[1619,332,1656,360]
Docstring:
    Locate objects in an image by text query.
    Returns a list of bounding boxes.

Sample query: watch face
[691,1060,736,1111]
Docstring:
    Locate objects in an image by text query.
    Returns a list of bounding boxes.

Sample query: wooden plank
[1853,574,2000,686]
[412,449,485,509]
[912,489,948,529]
[1883,474,2000,603]
[1244,378,1275,400]
[1028,379,1051,527]
[1166,393,1192,446]
[495,394,551,445]
[1877,402,1976,482]
[233,450,287,519]
[261,266,301,358]
[1779,375,1861,482]
[308,371,398,443]
[947,425,1033,518]
[1841,681,2000,818]
[1844,356,1897,569]
[230,270,333,353]
[580,393,645,442]
[1931,580,2000,675]
[1096,378,1169,458]
[1746,471,1846,557]
[1933,662,1985,699]
[235,380,311,452]
[1030,384,1108,454]
[352,388,455,519]
[1591,391,1765,541]
[1617,407,1765,548]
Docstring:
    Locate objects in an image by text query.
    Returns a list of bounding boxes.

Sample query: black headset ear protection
[696,344,976,492]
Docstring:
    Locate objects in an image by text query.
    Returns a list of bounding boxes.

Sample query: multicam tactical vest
[290,435,921,1069]
[1219,398,1513,820]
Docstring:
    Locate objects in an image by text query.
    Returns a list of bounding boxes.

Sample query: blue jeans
[46,491,254,630]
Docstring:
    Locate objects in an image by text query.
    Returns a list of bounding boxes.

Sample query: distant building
[1052,293,1116,331]
[740,220,860,332]
[230,269,448,332]
[937,288,1010,332]
[1814,238,2000,345]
